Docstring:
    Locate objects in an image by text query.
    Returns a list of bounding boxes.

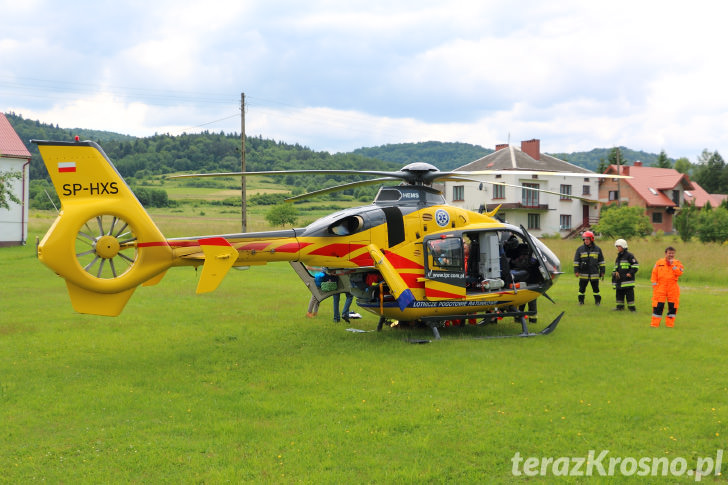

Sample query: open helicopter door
[422,235,466,299]
[289,262,354,302]
[518,225,554,285]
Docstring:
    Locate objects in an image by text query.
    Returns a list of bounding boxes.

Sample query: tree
[696,204,728,243]
[608,147,625,167]
[597,157,609,174]
[0,170,22,210]
[673,157,692,175]
[131,186,170,207]
[265,203,298,227]
[28,179,59,210]
[673,201,697,241]
[593,205,652,238]
[652,150,672,168]
[692,149,728,193]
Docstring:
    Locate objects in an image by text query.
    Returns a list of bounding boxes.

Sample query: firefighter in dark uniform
[611,238,639,311]
[573,231,605,305]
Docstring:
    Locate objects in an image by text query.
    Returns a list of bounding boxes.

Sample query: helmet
[505,235,519,251]
[582,231,594,240]
[615,239,628,249]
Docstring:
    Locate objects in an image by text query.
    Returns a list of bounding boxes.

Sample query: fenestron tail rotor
[75,214,138,279]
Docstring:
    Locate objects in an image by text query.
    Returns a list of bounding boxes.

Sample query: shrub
[696,206,728,243]
[265,203,298,227]
[249,193,288,206]
[132,186,170,207]
[593,205,652,238]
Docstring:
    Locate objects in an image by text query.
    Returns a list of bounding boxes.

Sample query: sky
[2,0,728,160]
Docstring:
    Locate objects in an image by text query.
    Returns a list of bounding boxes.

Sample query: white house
[443,139,600,238]
[0,113,32,246]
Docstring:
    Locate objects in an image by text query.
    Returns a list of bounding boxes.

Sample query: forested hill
[353,141,492,171]
[7,112,665,184]
[550,147,663,172]
[356,142,665,173]
[6,113,401,185]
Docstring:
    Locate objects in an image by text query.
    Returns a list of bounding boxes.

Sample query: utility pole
[241,92,247,232]
[616,147,621,207]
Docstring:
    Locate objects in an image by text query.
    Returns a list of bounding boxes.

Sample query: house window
[672,190,680,206]
[560,184,572,200]
[609,191,619,201]
[453,185,464,201]
[493,184,505,199]
[560,214,572,230]
[582,185,591,195]
[527,213,541,230]
[652,212,663,223]
[522,183,539,207]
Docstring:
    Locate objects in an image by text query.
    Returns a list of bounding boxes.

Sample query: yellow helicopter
[33,138,619,339]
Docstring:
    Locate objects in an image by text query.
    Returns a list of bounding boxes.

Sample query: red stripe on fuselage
[399,272,425,289]
[199,237,232,247]
[276,242,306,253]
[237,242,270,251]
[138,241,173,247]
[140,239,309,251]
[426,288,466,299]
[308,243,354,258]
[350,252,375,266]
[383,250,424,270]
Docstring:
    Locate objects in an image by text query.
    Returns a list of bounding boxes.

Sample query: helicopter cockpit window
[424,190,446,206]
[374,188,402,202]
[329,215,364,236]
[426,237,463,272]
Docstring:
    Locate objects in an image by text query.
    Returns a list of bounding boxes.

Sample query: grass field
[2,220,728,482]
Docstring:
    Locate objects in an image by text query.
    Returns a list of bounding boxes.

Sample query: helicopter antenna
[44,188,59,213]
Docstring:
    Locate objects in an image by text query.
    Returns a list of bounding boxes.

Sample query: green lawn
[1,228,727,483]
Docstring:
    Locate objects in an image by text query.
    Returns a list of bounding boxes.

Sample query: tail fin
[33,140,174,316]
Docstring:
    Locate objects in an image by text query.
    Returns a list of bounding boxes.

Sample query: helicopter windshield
[329,215,364,236]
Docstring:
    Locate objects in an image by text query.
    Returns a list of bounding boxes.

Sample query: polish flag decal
[58,162,76,173]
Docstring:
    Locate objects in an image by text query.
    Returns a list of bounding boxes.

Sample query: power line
[1,75,416,143]
[0,75,236,106]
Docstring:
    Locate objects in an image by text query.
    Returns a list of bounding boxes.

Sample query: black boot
[594,295,601,306]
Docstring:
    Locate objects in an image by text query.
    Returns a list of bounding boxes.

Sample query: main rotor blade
[449,170,631,179]
[433,175,489,184]
[479,179,599,203]
[285,177,399,203]
[169,169,406,180]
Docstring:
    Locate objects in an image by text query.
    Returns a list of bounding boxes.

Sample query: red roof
[0,113,31,159]
[684,181,726,208]
[605,164,693,207]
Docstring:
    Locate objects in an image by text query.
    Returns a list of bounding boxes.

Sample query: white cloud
[3,0,728,161]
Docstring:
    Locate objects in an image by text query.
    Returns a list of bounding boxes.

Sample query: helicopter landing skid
[418,311,564,340]
[476,311,564,339]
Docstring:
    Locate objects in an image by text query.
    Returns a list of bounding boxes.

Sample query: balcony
[495,202,550,211]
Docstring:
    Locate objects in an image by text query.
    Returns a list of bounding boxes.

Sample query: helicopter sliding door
[518,225,556,288]
[423,235,466,299]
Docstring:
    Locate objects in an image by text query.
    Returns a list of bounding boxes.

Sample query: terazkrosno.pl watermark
[511,450,723,481]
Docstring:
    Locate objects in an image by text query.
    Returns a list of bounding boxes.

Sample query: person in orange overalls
[651,246,684,327]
